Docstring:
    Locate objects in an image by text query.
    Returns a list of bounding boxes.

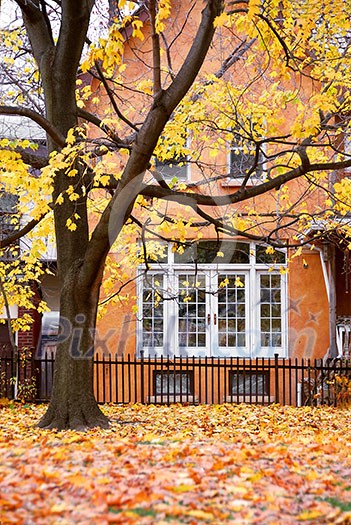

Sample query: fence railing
[0,351,37,400]
[1,351,351,406]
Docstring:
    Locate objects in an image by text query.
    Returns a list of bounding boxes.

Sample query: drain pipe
[316,244,330,301]
[317,243,337,360]
[297,381,302,407]
[304,243,333,359]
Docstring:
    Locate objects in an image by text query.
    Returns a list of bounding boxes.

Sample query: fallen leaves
[0,397,11,408]
[0,403,351,524]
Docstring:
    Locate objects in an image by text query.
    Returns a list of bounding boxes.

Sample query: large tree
[1,0,351,429]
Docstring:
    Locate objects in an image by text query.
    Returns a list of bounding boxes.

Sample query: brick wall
[16,284,42,395]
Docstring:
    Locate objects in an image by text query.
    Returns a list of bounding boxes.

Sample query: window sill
[221,177,263,187]
[224,395,275,404]
[147,395,198,404]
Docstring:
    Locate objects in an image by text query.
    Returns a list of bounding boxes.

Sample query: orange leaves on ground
[1,403,351,524]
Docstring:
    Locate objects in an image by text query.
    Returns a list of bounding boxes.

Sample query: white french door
[213,272,248,357]
[173,271,249,357]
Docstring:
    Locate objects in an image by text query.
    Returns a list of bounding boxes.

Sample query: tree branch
[0,213,49,249]
[140,154,351,207]
[94,62,139,132]
[15,0,56,70]
[15,149,48,168]
[163,0,224,111]
[55,0,94,85]
[214,38,256,78]
[0,105,65,146]
[77,108,130,146]
[148,0,162,96]
[39,0,55,45]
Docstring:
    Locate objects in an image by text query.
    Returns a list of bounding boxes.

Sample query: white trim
[254,270,288,358]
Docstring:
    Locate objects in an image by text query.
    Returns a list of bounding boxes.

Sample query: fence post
[140,349,144,404]
[274,353,280,404]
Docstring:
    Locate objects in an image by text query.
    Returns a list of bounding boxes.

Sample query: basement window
[154,371,194,396]
[230,370,270,396]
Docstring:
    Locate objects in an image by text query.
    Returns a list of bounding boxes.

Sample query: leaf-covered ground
[1,404,351,524]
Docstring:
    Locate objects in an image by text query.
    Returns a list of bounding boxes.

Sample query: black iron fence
[1,351,351,406]
[0,351,37,401]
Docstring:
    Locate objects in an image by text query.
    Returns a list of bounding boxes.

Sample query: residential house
[2,2,351,404]
[77,2,350,404]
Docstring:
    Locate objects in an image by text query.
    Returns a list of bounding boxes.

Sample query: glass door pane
[142,273,164,349]
[216,273,247,355]
[177,273,208,354]
[260,273,282,348]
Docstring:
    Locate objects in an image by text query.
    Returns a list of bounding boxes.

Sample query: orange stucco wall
[288,250,330,359]
[96,300,136,357]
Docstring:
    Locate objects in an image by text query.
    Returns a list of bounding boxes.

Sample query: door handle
[207,314,211,325]
[214,314,217,325]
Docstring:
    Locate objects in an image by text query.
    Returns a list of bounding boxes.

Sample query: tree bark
[22,0,109,430]
[36,78,110,429]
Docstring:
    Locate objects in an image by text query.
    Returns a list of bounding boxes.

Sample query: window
[40,311,60,354]
[225,130,265,185]
[217,273,246,348]
[256,245,286,264]
[155,156,188,181]
[154,371,193,396]
[230,370,270,396]
[174,240,250,264]
[0,192,18,261]
[142,274,164,348]
[154,126,190,181]
[260,274,282,348]
[137,241,287,358]
[0,192,17,235]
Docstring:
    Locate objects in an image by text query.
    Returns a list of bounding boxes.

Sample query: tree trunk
[38,43,110,430]
[38,345,109,430]
[38,263,109,430]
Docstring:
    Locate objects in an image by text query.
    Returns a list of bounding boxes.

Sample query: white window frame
[136,242,287,358]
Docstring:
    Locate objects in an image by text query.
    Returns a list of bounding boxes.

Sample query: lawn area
[0,403,351,524]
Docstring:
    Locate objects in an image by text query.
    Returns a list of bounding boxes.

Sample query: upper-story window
[222,121,266,186]
[0,192,18,261]
[154,123,190,182]
[227,134,264,184]
[155,154,189,181]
